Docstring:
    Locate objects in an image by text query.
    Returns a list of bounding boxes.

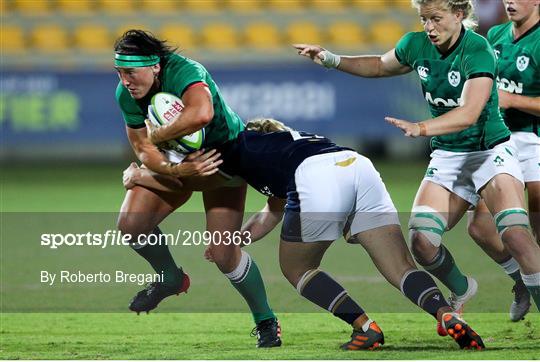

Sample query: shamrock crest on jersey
[394,28,510,151]
[447,71,461,87]
[516,55,529,72]
[488,21,539,135]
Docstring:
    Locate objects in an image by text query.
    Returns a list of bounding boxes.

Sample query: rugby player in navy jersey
[123,119,485,350]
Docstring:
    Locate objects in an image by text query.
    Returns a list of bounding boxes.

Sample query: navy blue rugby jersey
[218,130,350,198]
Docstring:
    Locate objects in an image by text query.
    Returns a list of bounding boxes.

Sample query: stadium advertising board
[0,66,426,154]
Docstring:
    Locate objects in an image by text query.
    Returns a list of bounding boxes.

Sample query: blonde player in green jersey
[467,0,539,322]
[294,0,540,337]
[114,30,280,347]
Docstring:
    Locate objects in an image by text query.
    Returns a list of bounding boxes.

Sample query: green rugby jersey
[116,53,244,148]
[488,21,540,136]
[395,27,510,152]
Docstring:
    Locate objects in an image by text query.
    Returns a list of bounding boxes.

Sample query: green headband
[114,53,160,67]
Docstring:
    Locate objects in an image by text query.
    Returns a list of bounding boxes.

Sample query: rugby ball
[147,92,205,154]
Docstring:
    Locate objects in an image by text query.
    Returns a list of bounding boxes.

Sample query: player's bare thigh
[118,185,192,236]
[349,224,416,288]
[479,173,526,213]
[203,183,247,273]
[279,239,332,286]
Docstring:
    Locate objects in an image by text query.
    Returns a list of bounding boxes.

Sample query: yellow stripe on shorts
[335,157,356,167]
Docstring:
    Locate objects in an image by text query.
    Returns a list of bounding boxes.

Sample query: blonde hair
[245,118,292,133]
[412,0,478,29]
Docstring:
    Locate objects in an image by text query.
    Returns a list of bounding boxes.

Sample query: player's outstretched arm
[123,160,230,193]
[386,77,493,137]
[293,44,411,78]
[241,197,286,244]
[421,77,492,136]
[498,91,540,117]
[147,85,214,145]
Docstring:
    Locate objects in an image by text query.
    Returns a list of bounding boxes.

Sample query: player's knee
[494,208,530,239]
[213,254,234,270]
[499,226,533,250]
[409,233,436,264]
[408,206,447,255]
[280,264,307,287]
[210,245,240,272]
[467,220,487,244]
[116,213,149,238]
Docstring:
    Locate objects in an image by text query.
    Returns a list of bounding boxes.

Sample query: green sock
[131,227,183,287]
[521,272,540,311]
[421,245,469,296]
[225,251,275,323]
[528,287,540,311]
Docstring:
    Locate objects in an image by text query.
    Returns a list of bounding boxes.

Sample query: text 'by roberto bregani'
[40,270,163,286]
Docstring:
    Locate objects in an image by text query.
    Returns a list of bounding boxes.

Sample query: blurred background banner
[1,71,122,144]
[1,68,427,159]
[0,0,506,162]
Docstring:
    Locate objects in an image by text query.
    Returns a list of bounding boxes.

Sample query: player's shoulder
[464,29,490,46]
[398,31,427,47]
[240,130,287,143]
[524,22,540,53]
[115,82,135,107]
[165,53,208,75]
[115,81,126,100]
[487,22,512,43]
[463,29,492,52]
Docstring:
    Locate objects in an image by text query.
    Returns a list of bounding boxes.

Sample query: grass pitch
[1,313,539,359]
[1,161,538,359]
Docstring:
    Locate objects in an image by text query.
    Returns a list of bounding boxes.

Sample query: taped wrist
[320,50,341,68]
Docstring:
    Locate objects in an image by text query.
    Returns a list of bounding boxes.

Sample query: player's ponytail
[411,0,478,30]
[245,118,292,133]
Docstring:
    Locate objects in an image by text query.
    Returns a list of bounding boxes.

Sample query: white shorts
[423,139,524,206]
[512,132,540,183]
[280,150,400,243]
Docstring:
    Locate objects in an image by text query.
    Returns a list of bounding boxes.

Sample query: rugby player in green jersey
[294,0,540,334]
[467,0,539,322]
[124,118,486,350]
[114,30,280,348]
